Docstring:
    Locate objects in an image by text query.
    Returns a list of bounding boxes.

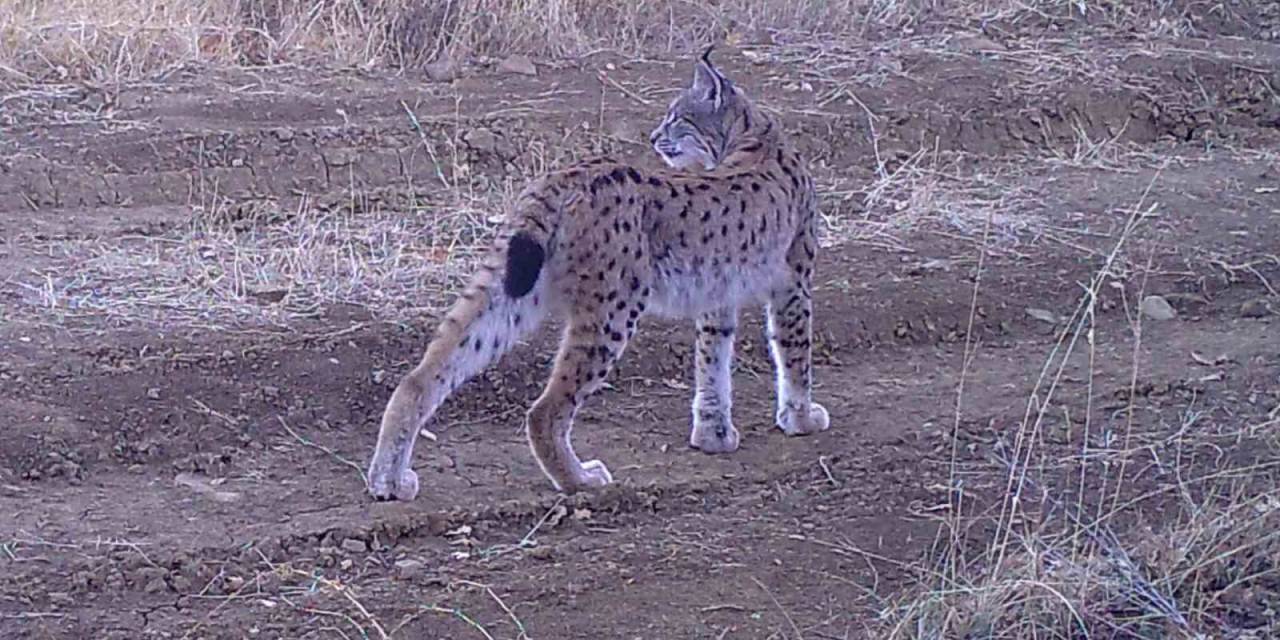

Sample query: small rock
[248,288,287,304]
[1240,299,1273,318]
[272,127,295,142]
[138,567,168,593]
[341,538,368,554]
[395,558,424,571]
[145,387,161,400]
[258,575,283,595]
[464,127,499,153]
[606,118,648,145]
[953,32,1004,53]
[747,27,775,45]
[1025,307,1061,324]
[71,571,95,591]
[498,54,537,76]
[174,472,242,503]
[1139,295,1177,321]
[424,53,460,82]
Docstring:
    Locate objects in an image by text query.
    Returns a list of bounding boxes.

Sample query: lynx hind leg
[689,307,741,454]
[766,246,829,437]
[526,299,642,493]
[367,364,431,502]
[367,288,542,502]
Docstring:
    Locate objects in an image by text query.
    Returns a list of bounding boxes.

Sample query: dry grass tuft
[874,171,1280,639]
[882,452,1280,639]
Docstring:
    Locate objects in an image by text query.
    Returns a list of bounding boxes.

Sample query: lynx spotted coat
[366,49,829,500]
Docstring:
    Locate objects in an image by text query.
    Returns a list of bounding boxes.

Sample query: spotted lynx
[366,49,828,501]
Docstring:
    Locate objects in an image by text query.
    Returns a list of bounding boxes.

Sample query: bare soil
[2,15,1279,640]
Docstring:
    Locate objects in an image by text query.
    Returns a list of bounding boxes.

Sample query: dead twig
[456,580,529,640]
[519,495,566,548]
[816,455,839,486]
[597,70,652,106]
[751,575,804,640]
[276,415,366,482]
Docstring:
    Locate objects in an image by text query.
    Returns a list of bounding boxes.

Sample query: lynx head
[650,47,755,171]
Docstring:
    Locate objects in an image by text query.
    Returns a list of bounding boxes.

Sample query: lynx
[366,48,828,501]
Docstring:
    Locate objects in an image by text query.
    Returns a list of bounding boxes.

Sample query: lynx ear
[691,45,728,109]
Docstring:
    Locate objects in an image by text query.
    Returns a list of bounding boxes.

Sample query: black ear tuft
[692,44,728,109]
[700,45,716,66]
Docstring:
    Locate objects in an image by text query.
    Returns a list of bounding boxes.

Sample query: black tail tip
[503,232,544,298]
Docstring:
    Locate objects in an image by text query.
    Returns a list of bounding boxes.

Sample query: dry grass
[883,477,1280,638]
[844,148,1049,246]
[1,0,1266,332]
[9,149,1063,330]
[872,172,1280,639]
[0,0,898,87]
[16,184,522,329]
[1,0,1252,88]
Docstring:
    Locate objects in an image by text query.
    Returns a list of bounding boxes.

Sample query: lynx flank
[366,49,828,500]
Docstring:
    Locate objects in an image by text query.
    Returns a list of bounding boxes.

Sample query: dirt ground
[2,9,1279,640]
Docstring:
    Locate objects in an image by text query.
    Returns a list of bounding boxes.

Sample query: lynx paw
[776,402,830,436]
[690,418,741,454]
[368,467,420,502]
[557,459,613,494]
[579,459,614,486]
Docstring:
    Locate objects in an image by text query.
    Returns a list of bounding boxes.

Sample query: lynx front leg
[526,312,636,493]
[689,307,741,453]
[765,262,829,437]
